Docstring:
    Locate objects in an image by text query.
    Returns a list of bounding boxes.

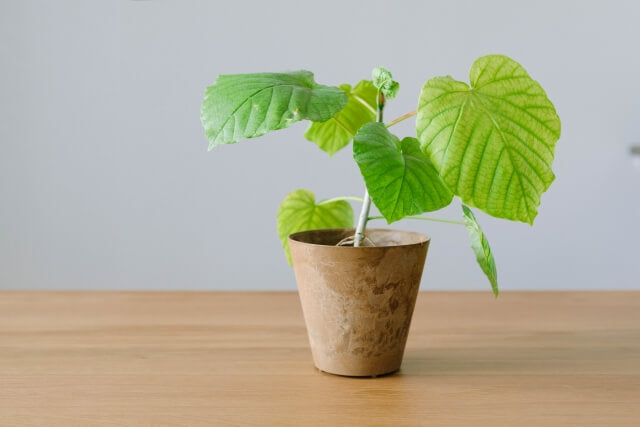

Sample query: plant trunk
[353,92,385,247]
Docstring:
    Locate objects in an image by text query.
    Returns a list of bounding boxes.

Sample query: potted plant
[200,55,561,377]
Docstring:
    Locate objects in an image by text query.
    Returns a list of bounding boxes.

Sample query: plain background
[1,0,639,291]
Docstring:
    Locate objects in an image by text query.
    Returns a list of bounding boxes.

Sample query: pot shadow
[316,367,400,380]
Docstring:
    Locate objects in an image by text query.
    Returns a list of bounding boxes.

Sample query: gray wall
[1,0,639,290]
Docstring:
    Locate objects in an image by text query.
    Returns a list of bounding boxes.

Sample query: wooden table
[1,292,639,426]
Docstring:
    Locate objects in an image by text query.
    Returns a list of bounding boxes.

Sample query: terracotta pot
[288,228,430,377]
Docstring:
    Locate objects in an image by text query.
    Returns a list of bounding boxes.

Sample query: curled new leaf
[372,67,392,88]
[383,81,400,100]
[201,71,347,149]
[462,205,499,296]
[371,66,399,99]
[277,189,354,265]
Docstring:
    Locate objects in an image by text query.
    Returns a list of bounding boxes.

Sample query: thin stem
[354,90,385,247]
[354,190,372,247]
[368,215,466,226]
[386,110,417,128]
[318,196,364,205]
[377,95,385,122]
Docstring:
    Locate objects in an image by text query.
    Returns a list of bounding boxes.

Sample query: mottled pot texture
[288,228,430,377]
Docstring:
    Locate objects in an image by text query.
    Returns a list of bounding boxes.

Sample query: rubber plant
[201,55,561,296]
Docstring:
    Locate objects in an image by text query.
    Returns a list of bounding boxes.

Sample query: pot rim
[288,227,430,249]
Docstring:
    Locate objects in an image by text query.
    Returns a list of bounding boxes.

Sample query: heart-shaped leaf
[201,71,347,149]
[277,189,354,265]
[353,123,453,223]
[304,80,377,156]
[462,205,498,296]
[416,55,561,224]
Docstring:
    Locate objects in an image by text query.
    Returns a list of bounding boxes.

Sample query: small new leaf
[371,66,399,100]
[277,189,354,265]
[384,80,400,100]
[372,66,393,88]
[353,123,453,223]
[201,71,347,149]
[304,80,377,156]
[462,205,499,296]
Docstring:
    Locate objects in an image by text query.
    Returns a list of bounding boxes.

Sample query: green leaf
[416,55,561,224]
[201,71,348,149]
[353,123,453,223]
[372,66,399,99]
[372,66,393,89]
[304,80,377,155]
[277,189,354,265]
[383,81,400,100]
[462,205,499,296]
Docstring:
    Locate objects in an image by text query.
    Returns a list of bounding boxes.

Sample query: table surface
[1,291,639,426]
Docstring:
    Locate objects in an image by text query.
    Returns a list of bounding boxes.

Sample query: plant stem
[386,110,417,128]
[354,190,372,247]
[318,196,364,205]
[368,215,466,226]
[354,91,385,247]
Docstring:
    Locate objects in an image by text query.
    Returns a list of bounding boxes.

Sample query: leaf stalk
[367,215,465,226]
[386,110,417,128]
[318,196,364,205]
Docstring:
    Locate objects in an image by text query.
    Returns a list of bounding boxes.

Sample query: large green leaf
[353,123,453,223]
[201,71,348,149]
[416,55,561,224]
[277,189,354,265]
[462,205,499,296]
[304,80,377,155]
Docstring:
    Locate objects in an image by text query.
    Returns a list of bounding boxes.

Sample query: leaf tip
[526,211,537,226]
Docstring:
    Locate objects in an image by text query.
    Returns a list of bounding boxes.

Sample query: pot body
[289,228,429,377]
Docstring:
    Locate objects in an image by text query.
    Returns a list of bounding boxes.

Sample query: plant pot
[288,228,430,377]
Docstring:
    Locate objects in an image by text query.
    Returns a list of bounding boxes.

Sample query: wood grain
[1,291,639,426]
